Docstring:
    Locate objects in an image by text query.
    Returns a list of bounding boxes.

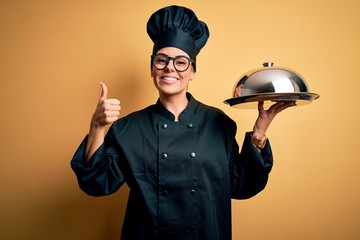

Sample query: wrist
[250,131,267,150]
[252,126,266,138]
[89,121,106,136]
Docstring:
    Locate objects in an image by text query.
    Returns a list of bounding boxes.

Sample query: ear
[190,71,196,81]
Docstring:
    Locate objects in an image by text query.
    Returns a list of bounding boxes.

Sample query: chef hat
[147,5,210,67]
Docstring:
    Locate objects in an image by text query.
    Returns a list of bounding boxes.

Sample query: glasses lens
[174,56,190,72]
[153,54,168,70]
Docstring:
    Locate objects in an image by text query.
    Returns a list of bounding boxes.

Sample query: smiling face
[151,47,196,99]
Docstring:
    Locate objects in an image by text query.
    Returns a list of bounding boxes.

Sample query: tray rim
[224,92,320,106]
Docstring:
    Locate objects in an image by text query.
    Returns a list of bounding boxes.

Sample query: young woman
[71,5,294,240]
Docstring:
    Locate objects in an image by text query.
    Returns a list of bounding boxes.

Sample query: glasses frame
[151,53,194,72]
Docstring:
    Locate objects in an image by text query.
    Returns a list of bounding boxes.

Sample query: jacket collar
[155,92,199,122]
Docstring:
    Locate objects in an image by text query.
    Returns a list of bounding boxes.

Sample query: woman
[71,5,294,240]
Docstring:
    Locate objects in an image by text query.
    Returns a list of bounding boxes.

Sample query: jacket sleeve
[70,127,126,197]
[229,131,273,199]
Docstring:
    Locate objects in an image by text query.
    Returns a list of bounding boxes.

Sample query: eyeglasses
[151,53,193,72]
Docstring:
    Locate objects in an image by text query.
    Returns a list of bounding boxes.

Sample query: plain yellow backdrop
[1,0,359,239]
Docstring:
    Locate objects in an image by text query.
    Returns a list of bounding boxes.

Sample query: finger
[107,104,121,111]
[268,101,285,111]
[105,114,119,124]
[101,117,117,125]
[277,101,296,112]
[104,98,121,106]
[102,99,121,112]
[271,101,295,113]
[103,103,121,112]
[104,109,120,117]
[112,110,121,115]
[258,101,264,111]
[99,82,108,102]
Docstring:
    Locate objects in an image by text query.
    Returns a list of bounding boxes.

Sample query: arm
[71,127,126,196]
[230,101,295,199]
[85,82,121,162]
[71,83,124,196]
[230,132,273,199]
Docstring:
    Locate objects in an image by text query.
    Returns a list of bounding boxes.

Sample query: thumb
[99,82,108,102]
[258,101,264,111]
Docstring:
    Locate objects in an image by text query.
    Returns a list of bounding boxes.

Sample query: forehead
[156,47,189,57]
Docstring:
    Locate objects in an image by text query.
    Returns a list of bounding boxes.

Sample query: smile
[161,76,178,83]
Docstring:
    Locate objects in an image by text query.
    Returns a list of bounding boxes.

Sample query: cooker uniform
[71,93,273,240]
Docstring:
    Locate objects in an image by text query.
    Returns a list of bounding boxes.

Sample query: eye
[155,56,168,65]
[175,57,188,65]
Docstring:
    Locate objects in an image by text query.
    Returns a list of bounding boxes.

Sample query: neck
[159,93,189,121]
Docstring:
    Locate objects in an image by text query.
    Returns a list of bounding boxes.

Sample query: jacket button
[162,190,168,196]
[188,123,193,128]
[162,153,168,159]
[190,189,196,195]
[190,152,196,158]
[162,123,168,129]
[160,226,168,231]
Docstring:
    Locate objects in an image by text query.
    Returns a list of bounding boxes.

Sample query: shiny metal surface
[224,62,320,109]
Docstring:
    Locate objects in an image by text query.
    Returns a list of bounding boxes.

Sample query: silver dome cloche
[224,62,320,109]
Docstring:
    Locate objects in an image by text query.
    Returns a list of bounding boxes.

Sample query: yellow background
[1,0,359,239]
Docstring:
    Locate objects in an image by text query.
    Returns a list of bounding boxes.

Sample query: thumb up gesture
[91,82,121,127]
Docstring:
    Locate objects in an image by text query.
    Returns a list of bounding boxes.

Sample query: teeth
[162,77,177,82]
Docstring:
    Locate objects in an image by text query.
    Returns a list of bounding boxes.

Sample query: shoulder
[195,100,235,124]
[192,99,237,137]
[111,104,156,129]
[192,100,237,141]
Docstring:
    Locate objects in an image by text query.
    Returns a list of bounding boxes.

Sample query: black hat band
[152,29,197,64]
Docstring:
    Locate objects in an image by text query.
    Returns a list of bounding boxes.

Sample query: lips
[161,76,178,83]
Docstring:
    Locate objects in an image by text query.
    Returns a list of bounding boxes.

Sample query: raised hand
[252,101,296,138]
[85,82,121,162]
[91,82,121,127]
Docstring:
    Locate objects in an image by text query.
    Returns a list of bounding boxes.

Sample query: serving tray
[224,92,320,109]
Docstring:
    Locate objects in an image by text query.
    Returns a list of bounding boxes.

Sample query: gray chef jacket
[71,92,273,240]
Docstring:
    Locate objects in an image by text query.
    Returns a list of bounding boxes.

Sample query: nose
[164,59,176,72]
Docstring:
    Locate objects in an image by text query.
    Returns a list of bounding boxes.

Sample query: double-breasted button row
[161,152,196,159]
[160,189,196,196]
[159,226,168,231]
[161,123,194,129]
